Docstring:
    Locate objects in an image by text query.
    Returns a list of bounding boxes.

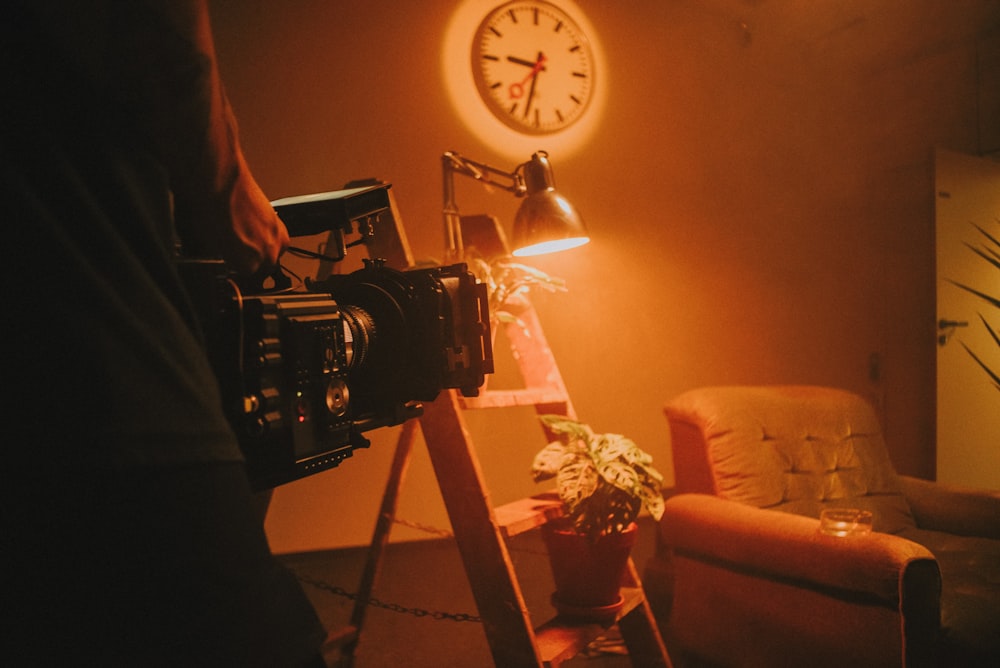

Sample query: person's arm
[113,0,287,275]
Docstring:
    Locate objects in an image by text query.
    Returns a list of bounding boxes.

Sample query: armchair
[642,385,1000,668]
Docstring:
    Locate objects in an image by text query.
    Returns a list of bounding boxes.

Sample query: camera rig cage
[182,184,493,490]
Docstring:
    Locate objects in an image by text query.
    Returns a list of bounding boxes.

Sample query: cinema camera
[183,184,494,490]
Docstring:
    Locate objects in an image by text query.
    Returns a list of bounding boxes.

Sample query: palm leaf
[980,312,1000,349]
[959,312,1000,390]
[951,220,1000,389]
[960,339,1000,391]
[972,222,1000,259]
[948,278,1000,310]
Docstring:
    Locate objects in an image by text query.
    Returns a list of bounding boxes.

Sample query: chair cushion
[667,386,917,534]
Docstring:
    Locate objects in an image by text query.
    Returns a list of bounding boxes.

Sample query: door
[935,148,1000,490]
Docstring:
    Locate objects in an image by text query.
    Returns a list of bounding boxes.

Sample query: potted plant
[466,253,567,327]
[531,414,665,620]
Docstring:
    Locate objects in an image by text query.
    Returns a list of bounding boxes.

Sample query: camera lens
[339,305,374,369]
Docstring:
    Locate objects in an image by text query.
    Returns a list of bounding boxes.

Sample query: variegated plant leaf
[530,441,569,482]
[532,414,666,537]
[623,444,654,467]
[638,477,666,521]
[598,460,639,494]
[590,433,635,463]
[539,414,593,444]
[556,457,599,512]
[635,462,665,486]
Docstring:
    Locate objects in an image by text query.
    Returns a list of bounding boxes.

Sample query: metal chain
[291,514,548,624]
[391,517,454,538]
[292,519,629,656]
[294,571,481,623]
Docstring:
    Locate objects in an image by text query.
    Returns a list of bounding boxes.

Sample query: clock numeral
[490,26,502,38]
[534,108,540,126]
[569,95,581,105]
[508,9,517,23]
[554,21,564,33]
[490,82,502,90]
[483,54,499,62]
[572,71,587,79]
[533,8,539,25]
[556,109,565,123]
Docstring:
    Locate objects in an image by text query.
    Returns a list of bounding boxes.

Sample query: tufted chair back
[666,385,917,534]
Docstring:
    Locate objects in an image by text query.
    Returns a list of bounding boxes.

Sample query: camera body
[184,185,493,489]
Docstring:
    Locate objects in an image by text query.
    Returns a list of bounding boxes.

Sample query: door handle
[938,318,969,346]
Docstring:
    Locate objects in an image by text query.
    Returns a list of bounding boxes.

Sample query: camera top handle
[230,183,396,296]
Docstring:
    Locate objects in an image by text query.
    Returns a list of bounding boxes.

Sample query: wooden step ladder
[322,199,671,667]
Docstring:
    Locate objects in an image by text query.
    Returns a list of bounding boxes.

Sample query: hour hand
[508,55,541,68]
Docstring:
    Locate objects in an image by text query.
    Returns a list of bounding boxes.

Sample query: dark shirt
[1,3,325,664]
[2,1,241,467]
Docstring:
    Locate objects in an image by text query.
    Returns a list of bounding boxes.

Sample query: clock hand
[523,73,539,120]
[507,55,541,68]
[509,53,547,100]
[523,53,543,119]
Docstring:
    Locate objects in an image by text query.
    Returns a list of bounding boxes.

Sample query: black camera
[182,184,493,490]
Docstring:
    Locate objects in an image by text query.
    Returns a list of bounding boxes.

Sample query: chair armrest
[661,494,938,605]
[899,474,1000,540]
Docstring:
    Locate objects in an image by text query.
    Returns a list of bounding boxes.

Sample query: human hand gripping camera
[181,179,495,490]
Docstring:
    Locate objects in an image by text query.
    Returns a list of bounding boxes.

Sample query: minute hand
[523,56,542,118]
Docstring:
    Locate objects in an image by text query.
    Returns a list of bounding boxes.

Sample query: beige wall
[208,0,1000,552]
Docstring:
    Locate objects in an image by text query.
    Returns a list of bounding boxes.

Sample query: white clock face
[471,1,595,135]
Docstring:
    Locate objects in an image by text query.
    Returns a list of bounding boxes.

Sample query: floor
[278,515,661,667]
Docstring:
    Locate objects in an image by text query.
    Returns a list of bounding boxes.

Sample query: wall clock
[471,1,596,136]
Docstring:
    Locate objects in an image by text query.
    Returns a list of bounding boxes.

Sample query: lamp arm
[442,151,529,262]
[443,151,527,196]
[442,153,464,262]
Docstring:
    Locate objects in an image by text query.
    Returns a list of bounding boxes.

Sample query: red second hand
[509,54,547,99]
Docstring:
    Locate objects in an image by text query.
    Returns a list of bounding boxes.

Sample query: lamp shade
[511,152,589,257]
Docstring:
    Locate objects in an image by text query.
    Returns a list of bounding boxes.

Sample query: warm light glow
[555,197,575,217]
[441,0,606,161]
[513,236,590,257]
[511,161,589,257]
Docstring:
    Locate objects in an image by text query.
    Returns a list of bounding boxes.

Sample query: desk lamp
[442,150,589,262]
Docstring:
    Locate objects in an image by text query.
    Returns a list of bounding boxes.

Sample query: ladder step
[494,493,564,538]
[535,587,645,666]
[460,387,570,410]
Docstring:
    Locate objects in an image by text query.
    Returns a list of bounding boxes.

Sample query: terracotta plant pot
[540,519,638,622]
